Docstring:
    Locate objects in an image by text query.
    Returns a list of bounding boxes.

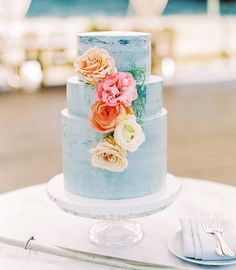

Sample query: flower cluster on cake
[74,47,146,172]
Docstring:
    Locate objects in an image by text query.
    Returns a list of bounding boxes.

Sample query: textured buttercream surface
[62,31,167,199]
[62,108,167,199]
[77,31,151,77]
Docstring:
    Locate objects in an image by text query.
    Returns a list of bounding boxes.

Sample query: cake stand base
[89,220,143,246]
[47,174,181,246]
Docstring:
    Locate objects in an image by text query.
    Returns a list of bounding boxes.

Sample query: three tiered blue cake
[62,31,167,199]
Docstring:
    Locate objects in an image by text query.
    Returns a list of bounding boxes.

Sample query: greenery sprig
[128,63,146,124]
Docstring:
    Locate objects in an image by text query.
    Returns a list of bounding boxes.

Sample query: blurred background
[0,0,235,193]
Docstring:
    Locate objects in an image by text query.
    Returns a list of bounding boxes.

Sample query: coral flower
[90,101,133,134]
[96,72,138,107]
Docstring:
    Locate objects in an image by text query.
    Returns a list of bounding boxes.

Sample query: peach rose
[90,101,133,134]
[96,72,138,107]
[90,136,128,172]
[74,47,117,87]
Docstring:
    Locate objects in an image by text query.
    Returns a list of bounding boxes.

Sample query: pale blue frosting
[67,76,163,120]
[62,31,167,200]
[77,31,151,77]
[62,109,167,199]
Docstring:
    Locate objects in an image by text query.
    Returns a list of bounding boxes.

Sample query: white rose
[90,136,128,172]
[114,115,145,152]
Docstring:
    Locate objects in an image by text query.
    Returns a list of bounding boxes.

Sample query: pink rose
[96,72,138,107]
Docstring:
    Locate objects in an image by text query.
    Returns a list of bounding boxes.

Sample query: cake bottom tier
[62,109,167,200]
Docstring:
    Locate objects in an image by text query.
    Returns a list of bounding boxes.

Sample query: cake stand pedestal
[47,174,181,247]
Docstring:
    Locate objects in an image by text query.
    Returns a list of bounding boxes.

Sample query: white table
[0,177,235,270]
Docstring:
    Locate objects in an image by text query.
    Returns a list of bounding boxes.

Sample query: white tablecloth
[0,177,235,270]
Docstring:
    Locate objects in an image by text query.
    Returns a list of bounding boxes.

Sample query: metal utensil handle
[216,243,225,257]
[214,231,235,257]
[0,234,191,270]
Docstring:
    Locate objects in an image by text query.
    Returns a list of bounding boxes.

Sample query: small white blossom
[114,115,145,152]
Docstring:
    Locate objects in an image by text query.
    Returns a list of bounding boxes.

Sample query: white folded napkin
[181,219,236,261]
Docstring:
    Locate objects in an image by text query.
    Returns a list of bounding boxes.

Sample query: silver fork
[213,212,235,256]
[201,215,224,256]
[202,213,235,257]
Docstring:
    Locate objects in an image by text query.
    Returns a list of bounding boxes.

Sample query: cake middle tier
[62,108,167,199]
[67,76,163,120]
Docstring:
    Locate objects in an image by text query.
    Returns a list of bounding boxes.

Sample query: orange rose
[90,101,133,134]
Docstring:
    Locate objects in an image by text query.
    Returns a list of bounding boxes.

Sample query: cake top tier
[77,31,151,77]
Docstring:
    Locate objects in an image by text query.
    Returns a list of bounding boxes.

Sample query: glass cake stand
[47,174,181,247]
